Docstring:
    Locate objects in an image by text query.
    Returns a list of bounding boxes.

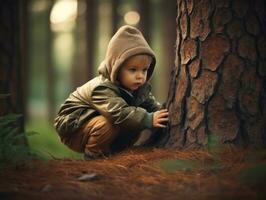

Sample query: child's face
[118,55,152,92]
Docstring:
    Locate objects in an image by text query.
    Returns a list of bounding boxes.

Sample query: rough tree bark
[160,0,266,148]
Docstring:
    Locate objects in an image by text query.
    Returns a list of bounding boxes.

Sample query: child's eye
[129,68,136,72]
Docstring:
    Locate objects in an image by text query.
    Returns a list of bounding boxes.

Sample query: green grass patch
[26,119,83,160]
[240,163,266,186]
[155,159,201,173]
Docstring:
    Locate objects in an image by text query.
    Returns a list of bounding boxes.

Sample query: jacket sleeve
[140,92,161,112]
[54,101,97,137]
[91,85,153,131]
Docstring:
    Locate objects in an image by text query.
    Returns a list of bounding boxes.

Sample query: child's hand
[153,109,169,128]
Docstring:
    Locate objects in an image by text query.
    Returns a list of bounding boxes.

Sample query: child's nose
[136,72,144,79]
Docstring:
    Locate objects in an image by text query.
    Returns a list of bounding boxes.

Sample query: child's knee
[85,116,118,135]
[61,116,119,153]
[85,116,120,154]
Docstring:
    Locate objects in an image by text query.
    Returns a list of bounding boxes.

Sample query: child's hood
[98,25,156,83]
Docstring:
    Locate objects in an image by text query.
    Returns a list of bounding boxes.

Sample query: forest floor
[0,147,266,200]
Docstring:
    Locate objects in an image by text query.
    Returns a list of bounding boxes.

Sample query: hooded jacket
[54,25,160,137]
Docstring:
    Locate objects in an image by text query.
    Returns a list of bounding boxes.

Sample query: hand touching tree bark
[153,109,169,128]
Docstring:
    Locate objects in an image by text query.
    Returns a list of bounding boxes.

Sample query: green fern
[0,113,37,166]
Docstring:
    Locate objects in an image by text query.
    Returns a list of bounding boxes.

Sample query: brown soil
[0,147,266,200]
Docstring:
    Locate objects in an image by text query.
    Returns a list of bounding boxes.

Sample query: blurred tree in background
[0,0,28,135]
[0,0,28,139]
[0,0,33,163]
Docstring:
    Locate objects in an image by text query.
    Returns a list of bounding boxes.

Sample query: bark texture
[162,0,266,148]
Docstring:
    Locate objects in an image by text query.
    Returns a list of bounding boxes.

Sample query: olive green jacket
[54,25,160,137]
[54,74,160,137]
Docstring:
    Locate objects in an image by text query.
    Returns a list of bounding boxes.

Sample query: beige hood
[98,25,156,83]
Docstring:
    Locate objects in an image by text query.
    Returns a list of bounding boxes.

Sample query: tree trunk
[86,0,97,80]
[46,0,55,122]
[161,0,266,148]
[111,0,120,34]
[72,0,94,89]
[0,0,28,133]
[137,0,151,43]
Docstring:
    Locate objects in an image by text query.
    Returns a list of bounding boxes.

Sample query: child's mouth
[133,83,142,87]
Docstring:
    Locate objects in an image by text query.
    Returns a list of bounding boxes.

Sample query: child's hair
[117,53,153,81]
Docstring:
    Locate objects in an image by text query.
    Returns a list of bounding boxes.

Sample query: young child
[54,25,169,160]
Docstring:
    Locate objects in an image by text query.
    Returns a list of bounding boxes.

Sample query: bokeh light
[124,11,140,25]
[50,0,78,32]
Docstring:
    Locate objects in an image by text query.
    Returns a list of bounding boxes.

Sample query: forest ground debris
[0,147,266,200]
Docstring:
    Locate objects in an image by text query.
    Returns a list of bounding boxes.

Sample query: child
[54,25,169,160]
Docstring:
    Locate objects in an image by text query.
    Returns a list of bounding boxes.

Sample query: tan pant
[61,116,140,155]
